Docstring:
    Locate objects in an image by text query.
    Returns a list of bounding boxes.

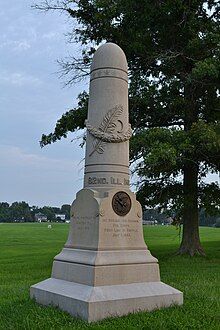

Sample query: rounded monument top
[91,43,128,73]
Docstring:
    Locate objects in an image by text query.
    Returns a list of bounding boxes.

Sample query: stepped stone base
[30,278,183,322]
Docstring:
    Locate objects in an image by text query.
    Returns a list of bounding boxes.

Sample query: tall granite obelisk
[30,43,183,322]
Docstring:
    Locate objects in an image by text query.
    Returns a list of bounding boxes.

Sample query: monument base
[30,278,183,322]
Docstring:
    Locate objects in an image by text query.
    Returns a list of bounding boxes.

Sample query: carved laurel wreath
[86,122,132,142]
[86,105,132,156]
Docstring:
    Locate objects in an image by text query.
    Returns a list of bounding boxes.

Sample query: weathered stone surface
[65,188,148,251]
[30,279,183,322]
[30,42,183,322]
[84,43,131,191]
[51,261,160,286]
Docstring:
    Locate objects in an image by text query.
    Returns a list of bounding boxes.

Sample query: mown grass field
[0,223,219,329]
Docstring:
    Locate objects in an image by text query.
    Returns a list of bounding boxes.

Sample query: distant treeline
[0,202,71,223]
[143,209,220,227]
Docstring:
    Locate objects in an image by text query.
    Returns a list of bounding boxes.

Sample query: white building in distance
[55,214,66,221]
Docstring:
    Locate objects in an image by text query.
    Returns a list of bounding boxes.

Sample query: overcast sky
[0,1,219,208]
[0,1,87,207]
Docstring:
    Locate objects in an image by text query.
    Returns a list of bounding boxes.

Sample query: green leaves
[131,121,220,214]
[131,128,179,177]
[190,121,220,170]
[131,121,220,177]
[199,182,220,215]
[192,58,219,81]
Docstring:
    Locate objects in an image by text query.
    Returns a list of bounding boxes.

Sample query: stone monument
[30,43,183,322]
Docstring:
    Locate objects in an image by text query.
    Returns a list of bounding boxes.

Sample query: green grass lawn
[0,223,219,329]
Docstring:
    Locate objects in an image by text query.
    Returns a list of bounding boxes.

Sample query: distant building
[55,214,66,221]
[35,213,47,222]
[162,217,173,225]
[143,220,157,225]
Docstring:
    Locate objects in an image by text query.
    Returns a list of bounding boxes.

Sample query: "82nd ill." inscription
[88,176,129,185]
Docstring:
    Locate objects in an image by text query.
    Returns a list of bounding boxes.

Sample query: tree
[40,206,56,221]
[10,201,33,222]
[61,204,71,219]
[143,209,167,224]
[34,1,220,256]
[199,208,220,226]
[0,202,10,222]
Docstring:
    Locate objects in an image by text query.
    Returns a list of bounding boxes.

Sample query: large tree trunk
[178,162,205,256]
[178,83,205,256]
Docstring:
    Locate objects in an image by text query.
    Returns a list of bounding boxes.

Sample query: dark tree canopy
[35,0,220,255]
[0,202,72,223]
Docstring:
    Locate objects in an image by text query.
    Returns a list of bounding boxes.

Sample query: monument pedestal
[30,188,183,322]
[31,279,182,322]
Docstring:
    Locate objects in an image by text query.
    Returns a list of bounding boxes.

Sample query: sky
[0,1,219,208]
[0,1,87,207]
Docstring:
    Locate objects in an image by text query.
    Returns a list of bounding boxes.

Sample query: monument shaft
[84,43,130,190]
[30,43,183,322]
